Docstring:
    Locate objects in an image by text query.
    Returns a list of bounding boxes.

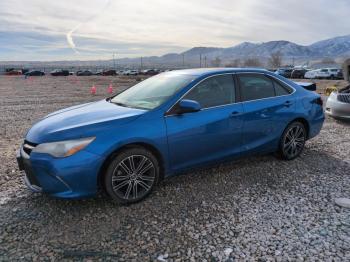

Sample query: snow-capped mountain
[141,35,350,65]
[309,35,350,56]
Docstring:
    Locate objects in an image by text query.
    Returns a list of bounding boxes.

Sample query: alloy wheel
[111,155,155,201]
[283,125,305,159]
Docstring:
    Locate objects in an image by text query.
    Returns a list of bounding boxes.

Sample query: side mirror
[176,99,201,114]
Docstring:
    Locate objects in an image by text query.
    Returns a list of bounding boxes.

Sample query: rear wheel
[104,147,159,204]
[278,122,306,160]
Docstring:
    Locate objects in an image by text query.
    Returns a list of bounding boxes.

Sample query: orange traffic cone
[90,85,96,95]
[107,84,113,94]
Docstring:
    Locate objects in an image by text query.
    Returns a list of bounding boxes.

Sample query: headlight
[32,137,95,158]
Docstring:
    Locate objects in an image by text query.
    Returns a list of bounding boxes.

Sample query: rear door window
[238,74,275,101]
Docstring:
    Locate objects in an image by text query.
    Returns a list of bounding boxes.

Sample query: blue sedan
[17,68,325,203]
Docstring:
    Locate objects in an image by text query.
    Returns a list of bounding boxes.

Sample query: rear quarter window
[270,77,293,96]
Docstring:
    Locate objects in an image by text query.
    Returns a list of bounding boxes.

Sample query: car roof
[166,68,269,77]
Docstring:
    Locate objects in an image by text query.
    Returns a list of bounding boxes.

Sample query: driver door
[165,74,244,172]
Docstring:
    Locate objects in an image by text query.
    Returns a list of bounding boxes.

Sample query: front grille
[23,140,37,155]
[337,94,350,104]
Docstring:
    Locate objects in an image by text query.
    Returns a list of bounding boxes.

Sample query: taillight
[314,97,323,106]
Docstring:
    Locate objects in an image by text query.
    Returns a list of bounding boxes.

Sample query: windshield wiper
[110,100,150,110]
[109,100,130,108]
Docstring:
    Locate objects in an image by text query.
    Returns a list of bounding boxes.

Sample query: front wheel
[104,147,160,204]
[278,122,306,160]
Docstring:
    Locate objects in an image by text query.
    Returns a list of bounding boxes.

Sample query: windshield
[111,73,195,110]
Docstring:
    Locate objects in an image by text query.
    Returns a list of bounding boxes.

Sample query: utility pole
[200,54,202,68]
[204,56,207,68]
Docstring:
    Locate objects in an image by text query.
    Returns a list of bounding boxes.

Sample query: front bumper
[17,150,42,192]
[17,144,105,199]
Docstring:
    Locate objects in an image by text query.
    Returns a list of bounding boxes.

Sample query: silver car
[326,86,350,119]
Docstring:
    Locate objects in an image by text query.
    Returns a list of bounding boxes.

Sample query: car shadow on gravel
[8,146,350,210]
[2,147,350,260]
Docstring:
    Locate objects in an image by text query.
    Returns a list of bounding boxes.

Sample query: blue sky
[0,0,349,61]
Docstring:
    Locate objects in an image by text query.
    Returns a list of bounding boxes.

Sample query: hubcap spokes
[112,155,155,200]
[284,126,305,158]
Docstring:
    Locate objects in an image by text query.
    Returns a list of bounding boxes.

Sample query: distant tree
[225,59,241,68]
[243,57,262,67]
[211,57,222,67]
[268,51,283,69]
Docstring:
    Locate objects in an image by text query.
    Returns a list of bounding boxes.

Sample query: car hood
[26,99,146,144]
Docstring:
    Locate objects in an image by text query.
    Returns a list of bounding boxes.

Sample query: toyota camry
[17,68,325,203]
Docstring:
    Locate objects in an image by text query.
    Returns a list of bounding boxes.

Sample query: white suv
[305,68,340,79]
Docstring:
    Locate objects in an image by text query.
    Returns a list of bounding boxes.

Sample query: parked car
[141,69,159,76]
[5,70,22,76]
[17,68,324,204]
[103,69,117,76]
[25,70,45,76]
[325,85,350,119]
[76,70,93,76]
[275,68,293,78]
[291,69,308,79]
[94,69,104,76]
[319,68,341,79]
[305,68,341,79]
[123,70,138,76]
[51,69,69,76]
[336,69,344,80]
[304,69,320,79]
[95,69,117,76]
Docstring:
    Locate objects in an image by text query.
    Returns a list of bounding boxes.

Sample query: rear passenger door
[237,73,295,155]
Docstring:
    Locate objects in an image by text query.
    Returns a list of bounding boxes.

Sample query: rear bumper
[17,145,105,199]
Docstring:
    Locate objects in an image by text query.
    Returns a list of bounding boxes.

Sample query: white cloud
[0,0,349,60]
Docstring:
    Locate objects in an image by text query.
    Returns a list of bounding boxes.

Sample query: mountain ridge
[116,34,350,66]
[1,35,349,67]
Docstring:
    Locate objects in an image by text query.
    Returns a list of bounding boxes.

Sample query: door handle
[230,111,242,117]
[283,101,293,107]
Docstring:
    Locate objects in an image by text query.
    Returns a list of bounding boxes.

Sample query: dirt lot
[0,76,349,261]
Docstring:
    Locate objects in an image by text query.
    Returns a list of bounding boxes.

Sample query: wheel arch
[97,142,166,192]
[288,117,310,139]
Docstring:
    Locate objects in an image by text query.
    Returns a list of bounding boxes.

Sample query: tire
[278,121,306,160]
[104,147,160,204]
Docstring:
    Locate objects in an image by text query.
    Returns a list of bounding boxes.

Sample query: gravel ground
[0,76,349,261]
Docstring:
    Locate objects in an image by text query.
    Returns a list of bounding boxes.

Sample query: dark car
[51,69,69,76]
[76,70,93,76]
[103,70,117,76]
[25,70,45,76]
[5,70,22,76]
[291,69,308,79]
[275,68,293,78]
[141,69,159,76]
[336,69,344,80]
